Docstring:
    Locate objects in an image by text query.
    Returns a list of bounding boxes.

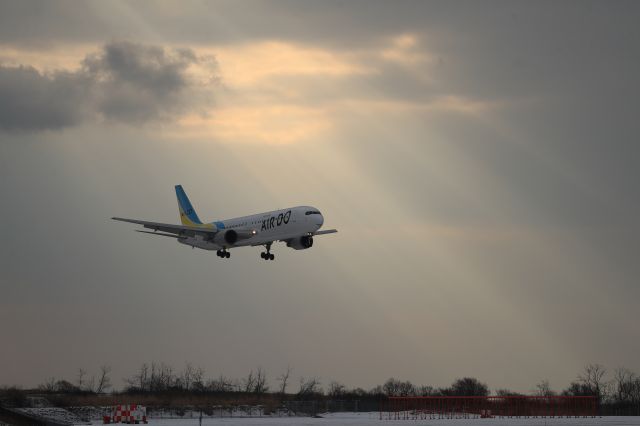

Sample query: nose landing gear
[260,242,275,260]
[216,249,230,258]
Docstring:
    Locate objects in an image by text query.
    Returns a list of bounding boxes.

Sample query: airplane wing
[112,217,218,237]
[313,229,338,235]
[135,230,187,239]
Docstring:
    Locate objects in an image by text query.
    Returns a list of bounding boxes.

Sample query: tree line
[3,362,640,414]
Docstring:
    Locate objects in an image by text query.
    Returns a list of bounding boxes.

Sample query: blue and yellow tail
[175,185,203,226]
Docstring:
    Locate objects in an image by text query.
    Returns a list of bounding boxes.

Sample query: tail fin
[175,185,203,226]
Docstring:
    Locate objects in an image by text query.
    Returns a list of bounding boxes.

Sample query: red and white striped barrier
[103,404,147,424]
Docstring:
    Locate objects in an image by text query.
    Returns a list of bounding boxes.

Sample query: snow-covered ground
[13,407,86,424]
[83,413,640,426]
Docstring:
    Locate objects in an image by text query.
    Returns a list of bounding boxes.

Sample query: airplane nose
[317,214,324,227]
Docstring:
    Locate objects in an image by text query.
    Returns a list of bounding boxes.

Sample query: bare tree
[535,379,556,396]
[86,374,96,393]
[96,365,112,394]
[369,385,384,397]
[298,376,322,398]
[398,380,416,396]
[243,370,256,393]
[182,362,195,391]
[192,366,205,391]
[448,377,489,396]
[253,367,269,394]
[382,378,415,396]
[39,377,57,393]
[125,363,151,391]
[207,375,235,392]
[579,364,608,401]
[383,378,401,396]
[145,362,175,391]
[417,385,436,396]
[142,363,150,391]
[277,366,292,395]
[161,363,175,390]
[328,381,346,398]
[632,377,640,406]
[77,368,87,390]
[563,381,592,396]
[612,367,640,405]
[235,367,269,394]
[54,380,79,393]
[140,363,149,391]
[149,362,158,390]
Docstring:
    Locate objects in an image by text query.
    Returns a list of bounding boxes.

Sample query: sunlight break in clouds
[170,41,370,144]
[1,35,491,144]
[197,41,372,88]
[174,36,495,144]
[0,44,96,72]
[334,96,499,117]
[1,36,495,143]
[173,106,331,144]
[381,33,431,66]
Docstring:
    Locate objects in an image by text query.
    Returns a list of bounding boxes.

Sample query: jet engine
[214,229,238,246]
[286,235,313,250]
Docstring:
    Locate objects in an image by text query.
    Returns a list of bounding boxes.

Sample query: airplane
[112,185,337,260]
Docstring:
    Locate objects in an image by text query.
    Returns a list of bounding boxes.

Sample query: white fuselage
[178,206,324,250]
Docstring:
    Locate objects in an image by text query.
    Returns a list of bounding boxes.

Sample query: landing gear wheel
[260,243,275,260]
[225,251,230,258]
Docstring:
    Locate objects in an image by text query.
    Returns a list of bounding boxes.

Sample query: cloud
[201,41,370,88]
[0,65,90,131]
[0,41,214,131]
[83,42,202,123]
[172,105,331,144]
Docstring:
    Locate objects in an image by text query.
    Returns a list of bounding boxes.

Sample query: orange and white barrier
[103,405,147,424]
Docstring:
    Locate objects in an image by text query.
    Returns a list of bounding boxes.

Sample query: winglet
[175,185,203,226]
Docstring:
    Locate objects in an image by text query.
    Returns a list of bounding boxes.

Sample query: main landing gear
[216,249,230,258]
[260,243,275,261]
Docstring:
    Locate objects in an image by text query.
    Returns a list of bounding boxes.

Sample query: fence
[380,396,598,420]
[283,400,369,416]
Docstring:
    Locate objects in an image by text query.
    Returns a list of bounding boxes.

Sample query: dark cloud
[0,41,208,131]
[83,42,200,123]
[0,66,90,131]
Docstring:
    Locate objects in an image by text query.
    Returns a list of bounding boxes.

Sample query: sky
[1,0,640,394]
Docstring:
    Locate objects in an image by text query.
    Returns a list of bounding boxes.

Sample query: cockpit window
[305,210,321,215]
